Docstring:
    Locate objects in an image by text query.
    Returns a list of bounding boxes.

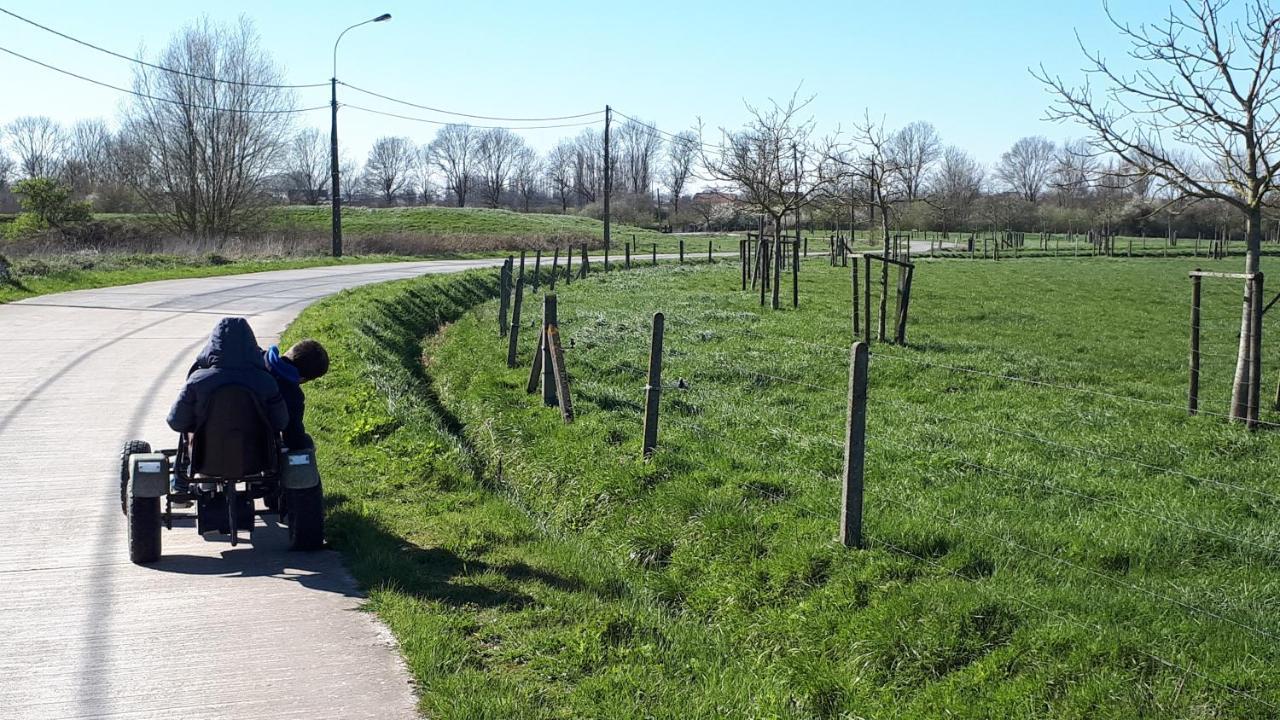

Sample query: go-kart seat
[190,384,279,479]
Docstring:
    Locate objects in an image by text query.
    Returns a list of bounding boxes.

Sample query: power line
[337,81,603,122]
[342,103,605,131]
[0,6,328,89]
[0,45,327,115]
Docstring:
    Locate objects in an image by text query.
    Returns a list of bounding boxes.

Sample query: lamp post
[331,13,391,258]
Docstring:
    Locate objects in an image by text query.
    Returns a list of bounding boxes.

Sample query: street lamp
[330,13,391,258]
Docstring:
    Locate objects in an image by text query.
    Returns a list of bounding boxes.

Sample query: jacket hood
[195,317,263,370]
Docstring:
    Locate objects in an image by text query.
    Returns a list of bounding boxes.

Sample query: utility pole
[330,78,342,258]
[603,105,612,268]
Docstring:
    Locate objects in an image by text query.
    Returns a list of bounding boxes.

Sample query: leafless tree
[1048,138,1096,206]
[5,116,67,180]
[1037,0,1280,423]
[283,127,329,204]
[121,17,294,235]
[63,119,111,198]
[890,120,942,201]
[664,130,698,214]
[572,128,604,205]
[700,93,835,273]
[363,136,415,205]
[996,136,1056,202]
[427,123,476,208]
[615,118,663,196]
[545,140,575,212]
[834,114,910,252]
[511,147,541,212]
[475,127,524,208]
[930,145,986,232]
[338,154,359,203]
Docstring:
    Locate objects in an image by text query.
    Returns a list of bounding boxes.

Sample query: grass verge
[424,257,1280,717]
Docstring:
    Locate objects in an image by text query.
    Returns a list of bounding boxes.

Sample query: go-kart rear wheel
[119,440,152,515]
[128,495,161,564]
[286,484,324,551]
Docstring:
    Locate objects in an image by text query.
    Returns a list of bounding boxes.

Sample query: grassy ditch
[421,257,1280,717]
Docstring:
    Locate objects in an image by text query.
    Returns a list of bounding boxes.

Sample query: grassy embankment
[291,253,1280,717]
[0,206,736,304]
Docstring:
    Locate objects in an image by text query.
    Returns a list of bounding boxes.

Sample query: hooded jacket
[166,317,289,433]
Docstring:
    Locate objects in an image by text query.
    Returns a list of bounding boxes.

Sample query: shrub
[12,178,92,229]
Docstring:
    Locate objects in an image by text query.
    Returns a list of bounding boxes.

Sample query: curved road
[0,259,504,720]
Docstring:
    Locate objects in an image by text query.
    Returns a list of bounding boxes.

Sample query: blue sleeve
[167,383,197,432]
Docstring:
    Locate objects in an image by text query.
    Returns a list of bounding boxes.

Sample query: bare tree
[890,120,942,201]
[1048,138,1096,206]
[5,116,66,180]
[835,114,910,252]
[338,154,359,203]
[283,127,329,204]
[363,136,415,205]
[996,136,1056,202]
[664,130,698,214]
[121,17,294,235]
[572,128,604,205]
[700,93,835,272]
[511,147,541,212]
[615,118,663,196]
[930,146,985,233]
[545,140,575,212]
[1037,0,1280,423]
[427,123,476,207]
[63,119,111,198]
[475,127,524,208]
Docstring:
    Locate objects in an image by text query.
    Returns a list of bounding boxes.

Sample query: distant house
[690,189,738,206]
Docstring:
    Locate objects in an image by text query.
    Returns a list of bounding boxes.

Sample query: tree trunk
[1230,205,1264,422]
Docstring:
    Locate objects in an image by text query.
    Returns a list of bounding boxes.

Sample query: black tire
[286,484,324,551]
[119,440,151,515]
[128,495,162,564]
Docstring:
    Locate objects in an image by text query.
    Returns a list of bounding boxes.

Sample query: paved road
[0,259,507,720]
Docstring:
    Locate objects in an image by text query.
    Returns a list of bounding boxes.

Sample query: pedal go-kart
[118,385,324,564]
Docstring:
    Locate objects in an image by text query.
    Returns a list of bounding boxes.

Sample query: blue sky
[0,0,1173,167]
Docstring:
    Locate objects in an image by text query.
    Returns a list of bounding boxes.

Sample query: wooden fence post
[547,309,573,423]
[895,264,914,345]
[772,235,782,310]
[792,237,800,308]
[652,243,657,266]
[1249,271,1265,429]
[1189,271,1201,415]
[625,242,631,270]
[642,312,665,459]
[533,249,542,290]
[851,254,860,338]
[498,257,511,338]
[506,276,525,368]
[550,248,560,290]
[518,250,526,284]
[680,239,685,264]
[878,256,889,342]
[580,245,589,278]
[708,239,713,263]
[760,238,769,306]
[840,341,869,548]
[542,295,559,406]
[740,238,748,290]
[565,246,573,286]
[863,254,873,345]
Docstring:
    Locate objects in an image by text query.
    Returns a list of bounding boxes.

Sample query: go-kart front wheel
[128,495,161,564]
[119,440,151,515]
[286,484,324,551]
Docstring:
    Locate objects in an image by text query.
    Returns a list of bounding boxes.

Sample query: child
[167,317,289,435]
[262,339,330,450]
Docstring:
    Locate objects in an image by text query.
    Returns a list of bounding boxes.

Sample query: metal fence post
[840,341,869,548]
